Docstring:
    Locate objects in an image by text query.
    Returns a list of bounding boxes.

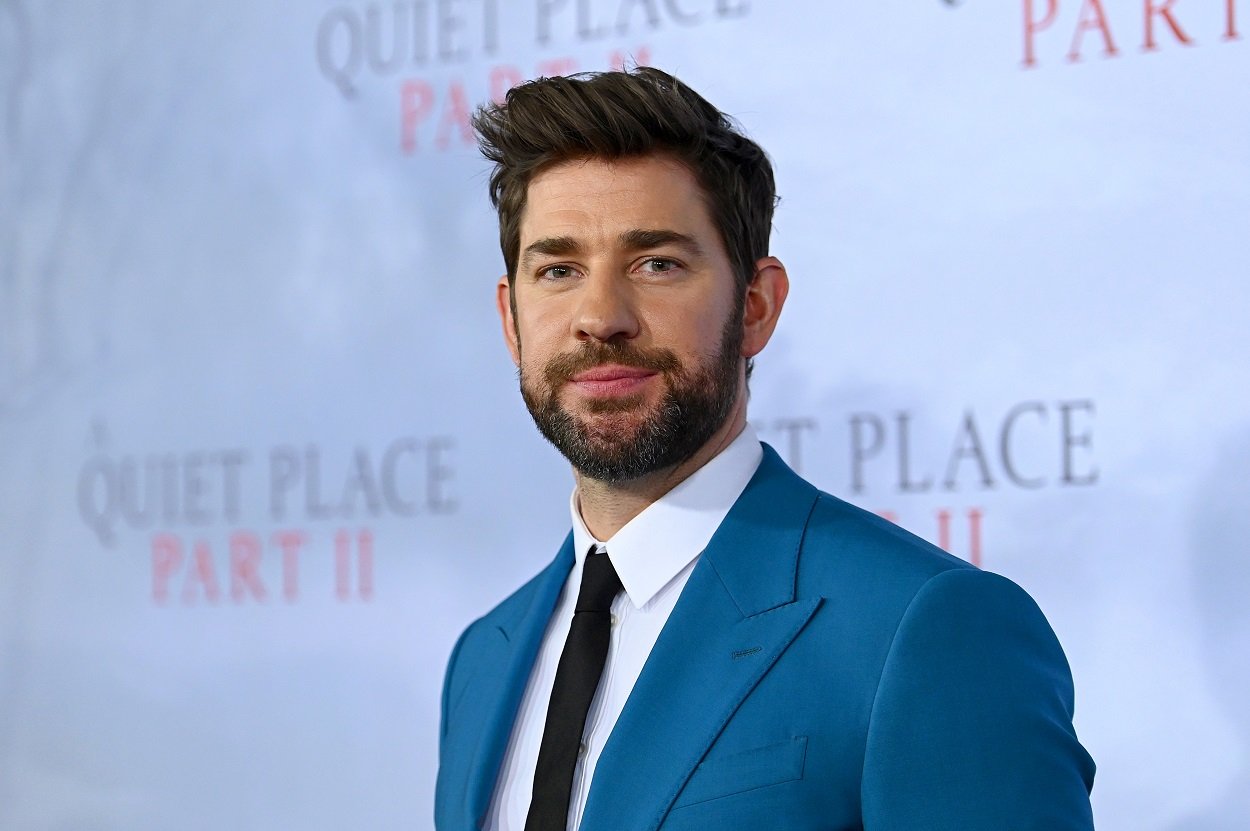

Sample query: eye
[637,257,681,275]
[538,264,579,280]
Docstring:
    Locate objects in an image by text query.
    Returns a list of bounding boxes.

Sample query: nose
[572,272,640,343]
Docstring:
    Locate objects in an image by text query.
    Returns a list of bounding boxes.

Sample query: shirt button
[578,742,587,757]
[610,614,618,627]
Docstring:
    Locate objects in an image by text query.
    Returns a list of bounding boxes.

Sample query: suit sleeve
[861,568,1096,830]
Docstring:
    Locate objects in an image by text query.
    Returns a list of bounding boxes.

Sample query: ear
[496,275,521,366]
[741,256,789,359]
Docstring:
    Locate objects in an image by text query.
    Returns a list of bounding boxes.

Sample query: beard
[519,314,743,484]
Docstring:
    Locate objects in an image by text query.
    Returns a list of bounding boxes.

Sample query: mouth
[568,364,658,397]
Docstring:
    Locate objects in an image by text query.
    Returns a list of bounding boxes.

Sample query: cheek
[515,295,564,341]
[514,323,560,372]
[668,304,734,358]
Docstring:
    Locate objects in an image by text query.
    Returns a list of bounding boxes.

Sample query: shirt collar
[569,424,763,610]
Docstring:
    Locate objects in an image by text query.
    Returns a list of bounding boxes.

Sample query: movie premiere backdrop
[0,1,1246,828]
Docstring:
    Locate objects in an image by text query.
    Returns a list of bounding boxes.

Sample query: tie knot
[575,550,622,613]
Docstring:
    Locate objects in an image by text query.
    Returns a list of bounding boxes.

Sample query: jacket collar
[581,444,823,830]
[701,443,820,616]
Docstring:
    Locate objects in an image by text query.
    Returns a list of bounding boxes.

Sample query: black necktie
[525,548,623,831]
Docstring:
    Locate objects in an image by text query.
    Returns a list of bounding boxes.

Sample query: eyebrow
[519,235,581,274]
[520,229,704,272]
[619,228,704,258]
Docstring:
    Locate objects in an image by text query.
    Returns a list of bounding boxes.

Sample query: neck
[574,401,747,541]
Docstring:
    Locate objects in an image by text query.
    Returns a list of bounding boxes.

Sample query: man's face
[500,155,745,483]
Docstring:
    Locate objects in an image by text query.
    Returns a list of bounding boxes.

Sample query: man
[436,67,1095,830]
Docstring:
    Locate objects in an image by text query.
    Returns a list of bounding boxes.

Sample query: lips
[568,364,657,397]
[571,365,656,383]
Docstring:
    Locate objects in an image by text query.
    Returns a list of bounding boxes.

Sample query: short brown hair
[473,67,776,292]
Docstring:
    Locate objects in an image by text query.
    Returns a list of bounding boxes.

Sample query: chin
[575,408,654,441]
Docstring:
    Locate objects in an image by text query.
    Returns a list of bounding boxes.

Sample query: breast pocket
[672,736,808,809]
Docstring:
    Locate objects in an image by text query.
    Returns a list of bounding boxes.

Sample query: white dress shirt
[485,425,764,831]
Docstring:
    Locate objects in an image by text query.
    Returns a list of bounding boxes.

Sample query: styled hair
[472,67,776,292]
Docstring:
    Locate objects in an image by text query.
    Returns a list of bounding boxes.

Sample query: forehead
[519,155,717,245]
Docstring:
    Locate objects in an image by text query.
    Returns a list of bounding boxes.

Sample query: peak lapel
[462,535,576,829]
[580,446,822,831]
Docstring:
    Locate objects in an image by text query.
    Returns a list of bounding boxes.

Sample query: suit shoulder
[799,489,974,589]
[794,489,1067,683]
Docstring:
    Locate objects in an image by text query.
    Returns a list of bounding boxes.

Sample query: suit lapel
[461,535,576,829]
[580,446,822,831]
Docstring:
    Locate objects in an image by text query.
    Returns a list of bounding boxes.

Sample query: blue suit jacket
[435,445,1095,829]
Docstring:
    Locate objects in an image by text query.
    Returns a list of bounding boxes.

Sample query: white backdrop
[1,1,1247,828]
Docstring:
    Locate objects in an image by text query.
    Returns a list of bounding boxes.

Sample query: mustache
[543,341,682,385]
